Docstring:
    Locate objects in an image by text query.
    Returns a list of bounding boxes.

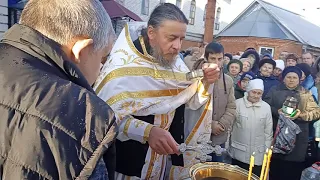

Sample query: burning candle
[259,149,268,180]
[263,147,273,180]
[248,152,255,180]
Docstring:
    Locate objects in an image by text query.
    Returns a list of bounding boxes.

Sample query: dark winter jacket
[264,84,320,162]
[234,82,246,99]
[256,73,280,99]
[0,24,118,179]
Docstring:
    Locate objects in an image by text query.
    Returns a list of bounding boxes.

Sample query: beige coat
[211,73,237,145]
[192,58,236,145]
[229,94,273,165]
[299,90,320,121]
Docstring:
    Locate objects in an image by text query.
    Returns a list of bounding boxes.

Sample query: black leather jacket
[0,24,117,179]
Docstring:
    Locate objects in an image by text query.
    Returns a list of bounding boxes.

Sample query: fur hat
[259,58,276,69]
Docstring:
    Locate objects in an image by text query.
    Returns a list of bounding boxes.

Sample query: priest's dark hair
[148,3,188,28]
[204,42,224,60]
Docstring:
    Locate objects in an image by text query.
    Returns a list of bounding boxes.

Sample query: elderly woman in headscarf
[256,58,279,99]
[227,60,243,86]
[223,53,233,73]
[264,66,320,180]
[240,58,253,75]
[240,48,260,74]
[229,79,273,176]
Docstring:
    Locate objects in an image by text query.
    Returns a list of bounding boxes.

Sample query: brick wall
[182,39,200,50]
[216,36,304,59]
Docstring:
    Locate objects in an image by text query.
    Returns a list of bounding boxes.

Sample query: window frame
[215,22,220,30]
[203,4,207,21]
[176,0,182,9]
[141,0,150,15]
[259,46,275,57]
[189,0,196,25]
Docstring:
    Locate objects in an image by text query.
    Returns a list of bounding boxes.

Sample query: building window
[176,0,182,8]
[214,7,221,30]
[189,0,196,25]
[141,0,149,15]
[215,22,220,30]
[203,4,207,21]
[259,47,275,57]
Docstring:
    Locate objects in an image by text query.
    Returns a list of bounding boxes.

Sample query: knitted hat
[275,60,285,71]
[224,53,233,60]
[240,71,255,81]
[259,58,276,69]
[246,79,264,92]
[296,63,311,77]
[227,60,243,72]
[282,66,302,79]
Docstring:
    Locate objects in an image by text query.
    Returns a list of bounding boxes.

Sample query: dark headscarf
[240,49,260,73]
[224,53,233,60]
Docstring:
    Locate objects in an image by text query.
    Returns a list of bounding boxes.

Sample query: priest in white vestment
[94,3,220,180]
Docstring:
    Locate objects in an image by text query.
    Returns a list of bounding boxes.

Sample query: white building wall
[118,0,231,41]
[123,0,162,22]
[0,0,8,38]
[215,0,231,34]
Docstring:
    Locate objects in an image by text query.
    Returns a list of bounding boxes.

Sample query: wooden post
[204,0,216,43]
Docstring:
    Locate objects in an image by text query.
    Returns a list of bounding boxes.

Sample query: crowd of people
[0,0,320,180]
[182,42,320,179]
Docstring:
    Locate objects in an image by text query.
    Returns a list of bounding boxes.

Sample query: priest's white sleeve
[116,114,154,143]
[187,80,213,110]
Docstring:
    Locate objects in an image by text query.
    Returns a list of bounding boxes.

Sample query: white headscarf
[246,79,264,92]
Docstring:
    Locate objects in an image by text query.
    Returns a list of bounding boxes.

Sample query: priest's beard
[150,46,176,69]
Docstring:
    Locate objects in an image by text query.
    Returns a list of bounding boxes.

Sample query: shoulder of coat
[223,74,234,86]
[192,58,206,70]
[261,100,271,109]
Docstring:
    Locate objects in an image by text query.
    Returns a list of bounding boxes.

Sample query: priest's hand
[202,63,220,84]
[148,127,179,155]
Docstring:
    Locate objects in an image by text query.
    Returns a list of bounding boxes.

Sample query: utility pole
[204,0,216,43]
